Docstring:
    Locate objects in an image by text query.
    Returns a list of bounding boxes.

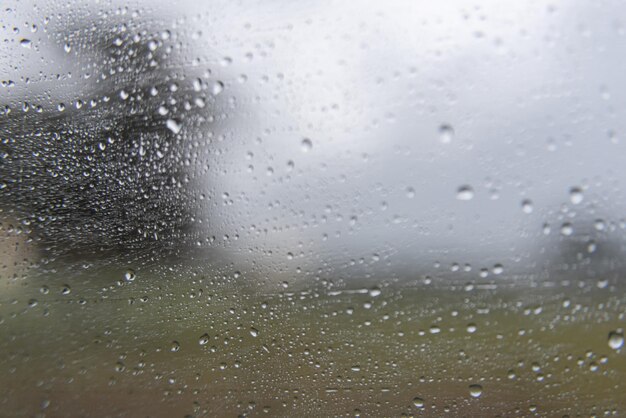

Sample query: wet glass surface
[1,1,625,416]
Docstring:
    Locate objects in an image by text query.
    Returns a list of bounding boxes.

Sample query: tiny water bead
[608,330,624,350]
[594,219,606,231]
[456,185,474,201]
[521,199,534,214]
[569,186,584,205]
[429,325,441,334]
[250,327,259,337]
[166,119,182,134]
[560,222,574,236]
[301,138,313,152]
[170,341,180,352]
[469,384,483,398]
[439,123,454,144]
[466,323,477,333]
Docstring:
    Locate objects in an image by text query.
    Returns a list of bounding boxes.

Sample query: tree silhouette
[0,15,215,255]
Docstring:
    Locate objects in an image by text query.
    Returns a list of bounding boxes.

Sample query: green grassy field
[1,253,625,417]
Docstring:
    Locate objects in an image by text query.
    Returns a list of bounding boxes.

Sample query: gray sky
[3,0,626,286]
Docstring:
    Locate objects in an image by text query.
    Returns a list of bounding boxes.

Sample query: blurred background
[1,0,625,416]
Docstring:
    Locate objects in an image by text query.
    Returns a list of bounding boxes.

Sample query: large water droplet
[210,80,224,95]
[124,269,135,282]
[198,333,210,345]
[369,287,382,297]
[20,39,32,48]
[413,397,425,408]
[469,384,483,398]
[608,330,624,350]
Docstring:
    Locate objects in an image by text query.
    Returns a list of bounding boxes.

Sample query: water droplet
[61,285,71,295]
[560,223,574,236]
[301,138,313,152]
[369,287,382,297]
[166,119,182,134]
[198,333,210,345]
[466,323,477,333]
[469,384,483,398]
[608,331,624,350]
[569,187,584,205]
[413,397,425,408]
[250,327,259,337]
[124,269,136,282]
[405,187,415,199]
[170,341,180,352]
[192,78,203,92]
[439,124,454,144]
[456,185,474,201]
[20,39,32,48]
[210,80,224,95]
[594,219,606,231]
[521,199,533,214]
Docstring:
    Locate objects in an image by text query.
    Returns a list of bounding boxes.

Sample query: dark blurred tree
[0,16,215,256]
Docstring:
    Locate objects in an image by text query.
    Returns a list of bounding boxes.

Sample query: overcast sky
[3,0,626,285]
